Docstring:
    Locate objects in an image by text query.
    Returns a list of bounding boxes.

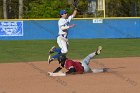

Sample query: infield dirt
[0,57,140,93]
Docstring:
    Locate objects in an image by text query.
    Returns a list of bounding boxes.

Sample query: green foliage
[23,0,140,18]
[0,0,3,18]
[7,0,19,18]
[106,0,140,17]
[76,0,88,15]
[23,0,70,18]
[0,0,140,18]
[23,0,89,18]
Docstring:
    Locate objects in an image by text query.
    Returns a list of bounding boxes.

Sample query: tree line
[0,0,140,19]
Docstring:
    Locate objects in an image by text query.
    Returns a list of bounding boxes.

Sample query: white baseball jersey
[58,15,74,38]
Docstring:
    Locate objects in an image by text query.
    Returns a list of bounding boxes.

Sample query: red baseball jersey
[64,59,84,73]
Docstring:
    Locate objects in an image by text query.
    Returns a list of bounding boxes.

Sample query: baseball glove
[72,0,79,10]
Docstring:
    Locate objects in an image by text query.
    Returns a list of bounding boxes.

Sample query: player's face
[61,13,67,18]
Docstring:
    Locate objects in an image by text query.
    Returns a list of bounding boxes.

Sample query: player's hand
[69,24,76,28]
[48,72,53,76]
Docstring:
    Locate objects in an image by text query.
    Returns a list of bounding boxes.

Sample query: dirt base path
[0,57,140,93]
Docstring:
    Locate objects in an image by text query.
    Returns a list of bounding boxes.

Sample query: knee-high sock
[52,48,62,59]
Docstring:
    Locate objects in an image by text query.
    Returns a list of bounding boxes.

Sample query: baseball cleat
[48,46,55,54]
[103,68,111,72]
[96,46,102,55]
[48,55,54,64]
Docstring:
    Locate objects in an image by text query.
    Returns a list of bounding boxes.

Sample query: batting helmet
[58,55,67,64]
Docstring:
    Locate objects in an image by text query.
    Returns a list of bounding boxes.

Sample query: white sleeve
[61,26,70,30]
[58,19,64,27]
[67,15,74,22]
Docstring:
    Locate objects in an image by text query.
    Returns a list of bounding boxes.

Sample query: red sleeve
[65,59,74,70]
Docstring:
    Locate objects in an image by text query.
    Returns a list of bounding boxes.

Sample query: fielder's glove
[72,0,79,10]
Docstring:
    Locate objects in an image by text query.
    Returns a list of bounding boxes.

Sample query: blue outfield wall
[0,18,140,40]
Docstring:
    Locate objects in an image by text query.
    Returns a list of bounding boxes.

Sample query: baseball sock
[52,53,62,59]
[53,48,61,53]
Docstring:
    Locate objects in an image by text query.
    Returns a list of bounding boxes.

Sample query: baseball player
[48,46,110,76]
[48,8,77,64]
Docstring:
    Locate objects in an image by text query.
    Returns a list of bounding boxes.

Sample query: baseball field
[0,38,140,93]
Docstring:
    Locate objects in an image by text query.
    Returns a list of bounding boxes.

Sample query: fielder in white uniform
[48,9,77,64]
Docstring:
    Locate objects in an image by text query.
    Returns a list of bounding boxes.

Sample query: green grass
[0,38,140,63]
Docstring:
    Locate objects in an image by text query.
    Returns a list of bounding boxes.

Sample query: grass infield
[0,38,140,63]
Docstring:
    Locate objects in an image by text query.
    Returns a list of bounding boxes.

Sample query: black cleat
[103,68,111,72]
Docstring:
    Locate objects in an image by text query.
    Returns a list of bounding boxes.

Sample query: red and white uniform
[64,59,84,73]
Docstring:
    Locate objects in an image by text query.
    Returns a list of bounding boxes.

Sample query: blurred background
[0,0,140,19]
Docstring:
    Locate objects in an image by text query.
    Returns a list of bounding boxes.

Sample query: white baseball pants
[57,36,68,54]
[81,52,96,72]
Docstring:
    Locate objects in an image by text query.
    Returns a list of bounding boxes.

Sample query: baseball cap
[60,10,67,15]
